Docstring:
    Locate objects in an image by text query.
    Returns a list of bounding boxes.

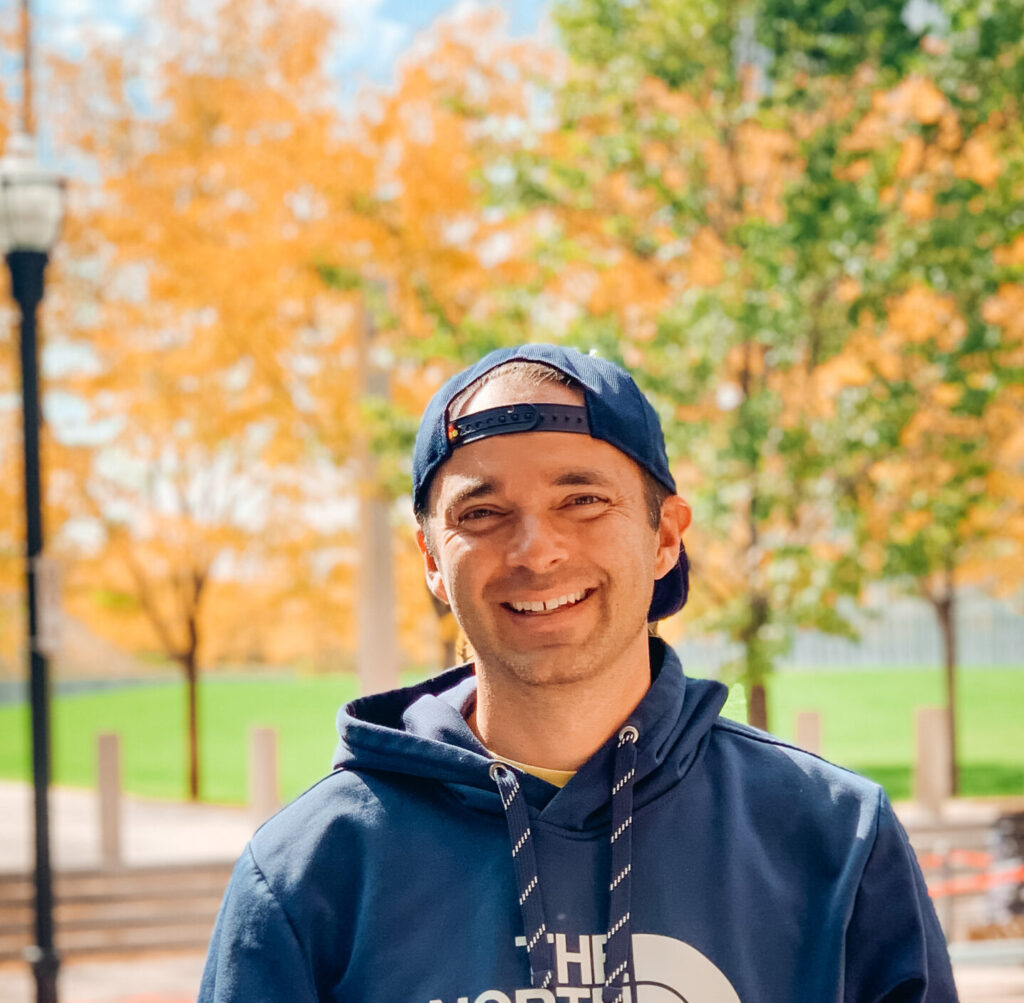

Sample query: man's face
[418,377,684,689]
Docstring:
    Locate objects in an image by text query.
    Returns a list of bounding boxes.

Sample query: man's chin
[474,645,599,688]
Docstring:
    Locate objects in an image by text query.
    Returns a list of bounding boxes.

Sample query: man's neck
[468,638,653,772]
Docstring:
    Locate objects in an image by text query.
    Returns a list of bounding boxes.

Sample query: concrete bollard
[250,727,280,827]
[96,732,122,869]
[794,711,822,756]
[914,706,952,816]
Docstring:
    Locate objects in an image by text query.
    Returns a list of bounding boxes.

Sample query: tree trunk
[182,652,200,801]
[747,681,768,732]
[744,591,770,731]
[931,589,959,797]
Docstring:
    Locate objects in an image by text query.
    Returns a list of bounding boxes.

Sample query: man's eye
[568,494,605,507]
[460,507,498,522]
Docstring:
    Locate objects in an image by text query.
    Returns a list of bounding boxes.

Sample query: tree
[307,9,562,669]
[40,0,363,796]
[436,0,927,727]
[41,1,548,702]
[410,0,1024,746]
[1,98,23,672]
[832,29,1024,789]
[63,433,327,798]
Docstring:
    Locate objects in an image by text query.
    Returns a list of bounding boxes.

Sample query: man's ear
[416,528,449,605]
[654,495,691,578]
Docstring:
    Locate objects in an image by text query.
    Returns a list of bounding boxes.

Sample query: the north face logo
[429,933,740,1002]
[631,933,739,1001]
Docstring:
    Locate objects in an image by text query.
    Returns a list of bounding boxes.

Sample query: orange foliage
[955,132,1002,188]
[734,123,802,223]
[884,286,966,352]
[994,237,1024,268]
[39,2,573,675]
[983,285,1024,366]
[688,227,727,286]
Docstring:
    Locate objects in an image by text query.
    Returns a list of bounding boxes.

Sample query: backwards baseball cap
[412,344,689,620]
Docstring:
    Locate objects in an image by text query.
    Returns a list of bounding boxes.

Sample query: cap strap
[447,403,589,448]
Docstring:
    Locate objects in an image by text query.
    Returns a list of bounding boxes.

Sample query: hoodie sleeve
[198,845,320,1003]
[843,790,959,1003]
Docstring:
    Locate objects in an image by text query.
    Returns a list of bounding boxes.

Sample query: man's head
[412,347,691,689]
[413,344,690,619]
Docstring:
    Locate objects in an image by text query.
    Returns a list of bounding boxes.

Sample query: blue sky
[0,0,552,157]
[336,0,550,96]
[1,0,550,96]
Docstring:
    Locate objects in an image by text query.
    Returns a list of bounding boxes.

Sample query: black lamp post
[0,131,66,1003]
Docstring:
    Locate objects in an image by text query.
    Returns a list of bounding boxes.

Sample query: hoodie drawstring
[488,724,638,997]
[603,725,638,1002]
[489,762,555,989]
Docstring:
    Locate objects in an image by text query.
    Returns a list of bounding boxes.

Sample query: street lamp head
[0,133,66,255]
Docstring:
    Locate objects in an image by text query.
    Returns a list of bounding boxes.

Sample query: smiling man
[418,364,690,773]
[200,345,957,1002]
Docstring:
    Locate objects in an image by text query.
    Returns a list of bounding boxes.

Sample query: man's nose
[506,514,568,571]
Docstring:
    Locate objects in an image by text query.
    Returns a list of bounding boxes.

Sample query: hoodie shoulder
[705,714,887,849]
[250,768,386,873]
[711,716,881,789]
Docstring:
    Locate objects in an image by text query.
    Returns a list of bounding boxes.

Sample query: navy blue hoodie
[199,640,957,1002]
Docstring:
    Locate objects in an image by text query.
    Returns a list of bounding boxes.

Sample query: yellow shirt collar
[491,753,575,789]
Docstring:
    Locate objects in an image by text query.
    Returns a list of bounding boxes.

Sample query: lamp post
[0,131,66,1003]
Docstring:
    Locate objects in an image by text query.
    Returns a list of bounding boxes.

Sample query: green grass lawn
[763,667,1024,800]
[0,675,360,804]
[0,667,1020,804]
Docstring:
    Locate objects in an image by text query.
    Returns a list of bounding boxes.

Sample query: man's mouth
[503,589,590,614]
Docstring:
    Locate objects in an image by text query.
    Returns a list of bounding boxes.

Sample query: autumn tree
[0,76,23,672]
[432,0,930,728]
[382,0,1024,747]
[0,320,23,673]
[307,9,564,668]
[826,10,1024,790]
[38,0,366,797]
[40,2,550,717]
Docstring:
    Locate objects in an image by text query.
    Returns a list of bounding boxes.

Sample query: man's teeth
[508,590,586,613]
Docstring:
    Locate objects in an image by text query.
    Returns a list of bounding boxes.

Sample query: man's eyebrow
[553,469,618,489]
[444,479,499,514]
[443,469,616,515]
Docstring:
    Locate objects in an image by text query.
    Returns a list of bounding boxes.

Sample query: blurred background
[0,0,1021,847]
[1,0,1023,808]
[0,1,1023,998]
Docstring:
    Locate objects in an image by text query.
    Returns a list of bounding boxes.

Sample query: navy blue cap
[413,344,689,620]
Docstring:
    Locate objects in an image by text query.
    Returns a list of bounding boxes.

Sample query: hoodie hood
[332,638,727,832]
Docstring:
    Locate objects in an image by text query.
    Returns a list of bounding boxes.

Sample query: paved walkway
[0,781,255,872]
[1,781,1022,1002]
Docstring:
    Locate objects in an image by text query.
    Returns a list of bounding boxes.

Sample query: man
[200,344,957,1002]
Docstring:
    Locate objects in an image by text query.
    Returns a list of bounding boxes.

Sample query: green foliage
[314,262,363,292]
[360,396,418,499]
[759,0,926,77]
[556,0,737,89]
[450,0,1022,733]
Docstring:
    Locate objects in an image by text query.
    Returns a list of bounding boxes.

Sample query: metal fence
[676,588,1024,675]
